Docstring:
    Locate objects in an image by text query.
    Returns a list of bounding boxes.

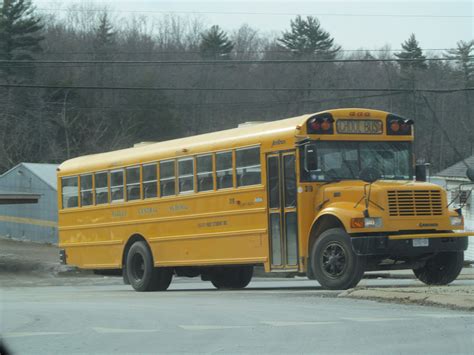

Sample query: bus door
[267,151,298,270]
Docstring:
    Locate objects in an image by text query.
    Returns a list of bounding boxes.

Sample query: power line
[41,48,455,55]
[36,8,473,19]
[0,57,464,67]
[38,92,406,110]
[0,83,471,93]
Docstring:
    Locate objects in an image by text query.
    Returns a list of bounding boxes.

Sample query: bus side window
[178,158,194,194]
[95,172,108,204]
[80,174,93,206]
[216,151,233,189]
[62,176,78,209]
[143,163,157,199]
[197,154,213,192]
[110,170,124,203]
[160,160,176,197]
[126,166,141,201]
[236,147,261,186]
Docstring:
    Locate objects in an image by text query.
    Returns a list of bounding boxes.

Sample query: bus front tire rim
[321,242,347,278]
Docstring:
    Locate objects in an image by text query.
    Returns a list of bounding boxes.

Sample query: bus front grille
[387,190,443,217]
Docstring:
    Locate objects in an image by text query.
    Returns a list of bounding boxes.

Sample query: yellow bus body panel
[57,108,469,273]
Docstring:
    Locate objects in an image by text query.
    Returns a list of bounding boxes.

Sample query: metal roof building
[436,155,474,181]
[0,163,58,244]
[433,155,474,262]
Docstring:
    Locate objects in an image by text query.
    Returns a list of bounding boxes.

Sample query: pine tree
[445,40,474,154]
[93,13,115,59]
[395,34,427,71]
[199,25,234,60]
[0,0,43,80]
[277,16,340,58]
[445,40,474,88]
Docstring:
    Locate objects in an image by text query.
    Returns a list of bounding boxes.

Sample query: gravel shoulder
[339,284,474,311]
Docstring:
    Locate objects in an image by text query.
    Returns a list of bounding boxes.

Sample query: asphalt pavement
[1,278,474,354]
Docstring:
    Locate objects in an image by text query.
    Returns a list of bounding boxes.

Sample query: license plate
[413,238,429,247]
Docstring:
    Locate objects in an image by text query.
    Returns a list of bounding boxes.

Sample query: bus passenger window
[110,170,124,202]
[142,164,157,199]
[178,158,194,194]
[236,147,261,187]
[216,151,233,189]
[62,176,78,209]
[197,155,213,192]
[160,160,176,197]
[126,167,140,201]
[95,172,108,204]
[80,174,93,206]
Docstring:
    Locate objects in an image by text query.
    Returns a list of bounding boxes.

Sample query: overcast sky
[33,0,473,51]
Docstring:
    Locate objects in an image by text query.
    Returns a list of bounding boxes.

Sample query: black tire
[122,265,130,285]
[413,251,464,285]
[126,241,172,292]
[210,265,253,289]
[311,228,365,290]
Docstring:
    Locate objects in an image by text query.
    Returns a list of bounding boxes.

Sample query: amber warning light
[307,113,335,134]
[387,114,414,135]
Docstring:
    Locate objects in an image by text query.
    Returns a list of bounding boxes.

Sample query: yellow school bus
[58,108,472,291]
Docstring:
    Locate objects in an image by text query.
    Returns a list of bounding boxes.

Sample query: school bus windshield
[302,141,413,182]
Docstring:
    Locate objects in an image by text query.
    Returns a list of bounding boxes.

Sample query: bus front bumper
[351,232,471,256]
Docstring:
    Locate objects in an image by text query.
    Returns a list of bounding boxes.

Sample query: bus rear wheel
[210,265,253,289]
[413,251,463,285]
[311,228,365,290]
[126,241,172,292]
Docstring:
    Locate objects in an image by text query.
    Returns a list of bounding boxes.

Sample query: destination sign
[336,119,383,135]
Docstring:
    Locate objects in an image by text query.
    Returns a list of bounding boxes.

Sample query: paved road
[1,278,474,354]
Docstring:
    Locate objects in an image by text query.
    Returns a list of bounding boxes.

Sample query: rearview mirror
[467,167,474,182]
[415,164,427,182]
[304,144,318,171]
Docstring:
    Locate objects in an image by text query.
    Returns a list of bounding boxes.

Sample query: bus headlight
[450,216,463,226]
[351,217,383,228]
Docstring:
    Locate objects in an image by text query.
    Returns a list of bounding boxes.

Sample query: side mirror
[415,164,427,182]
[467,167,474,182]
[304,144,318,171]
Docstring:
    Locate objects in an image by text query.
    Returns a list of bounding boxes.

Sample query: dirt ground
[0,237,120,287]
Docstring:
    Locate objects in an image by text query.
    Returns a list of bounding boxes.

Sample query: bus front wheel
[210,265,253,289]
[311,228,365,290]
[413,251,463,285]
[126,241,172,292]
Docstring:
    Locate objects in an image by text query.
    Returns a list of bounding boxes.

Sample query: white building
[432,155,474,262]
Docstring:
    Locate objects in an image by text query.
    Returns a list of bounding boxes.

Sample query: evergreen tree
[93,12,115,59]
[445,40,474,88]
[395,34,427,71]
[277,16,340,58]
[199,25,234,60]
[445,40,474,154]
[0,0,43,80]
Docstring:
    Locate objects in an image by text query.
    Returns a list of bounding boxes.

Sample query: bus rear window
[62,176,78,209]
